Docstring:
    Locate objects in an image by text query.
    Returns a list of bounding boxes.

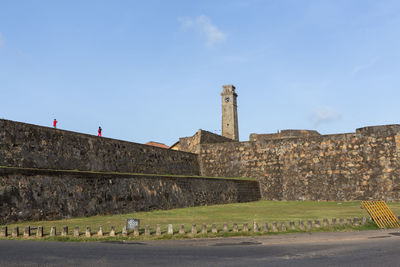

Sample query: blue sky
[1,0,400,145]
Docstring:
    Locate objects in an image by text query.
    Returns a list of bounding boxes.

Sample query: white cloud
[179,15,227,48]
[311,107,341,125]
[351,57,380,75]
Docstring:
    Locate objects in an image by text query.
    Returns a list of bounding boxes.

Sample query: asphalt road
[1,229,400,266]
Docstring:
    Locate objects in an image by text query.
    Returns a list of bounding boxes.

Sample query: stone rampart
[172,129,234,154]
[0,167,260,223]
[250,129,321,142]
[199,125,400,201]
[0,119,199,175]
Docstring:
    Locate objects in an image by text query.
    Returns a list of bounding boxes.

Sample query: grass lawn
[3,200,400,237]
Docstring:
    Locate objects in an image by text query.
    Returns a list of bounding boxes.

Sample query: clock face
[225,97,230,103]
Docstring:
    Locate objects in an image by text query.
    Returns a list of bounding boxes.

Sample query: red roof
[145,141,169,149]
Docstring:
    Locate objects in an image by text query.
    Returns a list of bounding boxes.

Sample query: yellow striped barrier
[361,201,400,229]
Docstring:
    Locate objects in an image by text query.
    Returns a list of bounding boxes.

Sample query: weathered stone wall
[0,119,199,175]
[0,167,261,224]
[250,129,321,142]
[173,129,234,154]
[199,125,400,201]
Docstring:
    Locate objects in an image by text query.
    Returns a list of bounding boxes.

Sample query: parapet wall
[199,125,400,201]
[250,129,321,142]
[0,167,260,223]
[172,129,234,154]
[0,119,199,176]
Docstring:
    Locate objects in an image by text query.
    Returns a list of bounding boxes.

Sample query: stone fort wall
[0,167,260,223]
[199,125,400,201]
[0,119,199,175]
[172,129,234,154]
[0,119,260,223]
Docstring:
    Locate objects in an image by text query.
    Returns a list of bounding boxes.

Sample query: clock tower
[221,84,239,141]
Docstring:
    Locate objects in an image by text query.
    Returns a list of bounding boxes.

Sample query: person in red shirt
[98,126,102,137]
[53,119,58,128]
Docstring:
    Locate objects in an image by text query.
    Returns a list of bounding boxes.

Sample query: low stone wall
[0,119,199,175]
[0,167,261,224]
[0,217,369,239]
[199,125,400,201]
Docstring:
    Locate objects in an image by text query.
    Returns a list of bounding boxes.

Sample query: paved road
[1,230,400,266]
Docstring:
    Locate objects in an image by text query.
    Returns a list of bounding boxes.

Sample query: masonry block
[272,222,278,232]
[12,227,19,237]
[0,226,7,237]
[306,221,312,230]
[98,226,103,237]
[23,226,30,238]
[298,220,305,230]
[179,224,185,234]
[191,224,197,235]
[281,222,287,232]
[50,226,56,237]
[109,226,115,237]
[144,225,150,236]
[86,226,91,237]
[133,225,139,237]
[201,224,207,234]
[233,223,238,232]
[223,223,228,232]
[156,224,161,236]
[361,217,367,225]
[167,224,173,235]
[37,226,43,237]
[253,222,259,232]
[74,226,80,237]
[211,224,217,233]
[262,222,269,233]
[61,226,68,237]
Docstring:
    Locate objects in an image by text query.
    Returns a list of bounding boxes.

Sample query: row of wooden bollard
[0,217,368,238]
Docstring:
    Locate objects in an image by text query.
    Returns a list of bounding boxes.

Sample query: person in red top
[53,119,58,128]
[98,126,102,137]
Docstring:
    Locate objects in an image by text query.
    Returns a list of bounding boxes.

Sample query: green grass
[3,200,399,240]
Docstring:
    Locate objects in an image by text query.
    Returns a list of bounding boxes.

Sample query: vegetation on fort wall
[0,166,257,181]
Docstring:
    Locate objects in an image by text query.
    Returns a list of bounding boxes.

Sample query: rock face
[200,125,400,201]
[0,119,199,176]
[0,167,260,224]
